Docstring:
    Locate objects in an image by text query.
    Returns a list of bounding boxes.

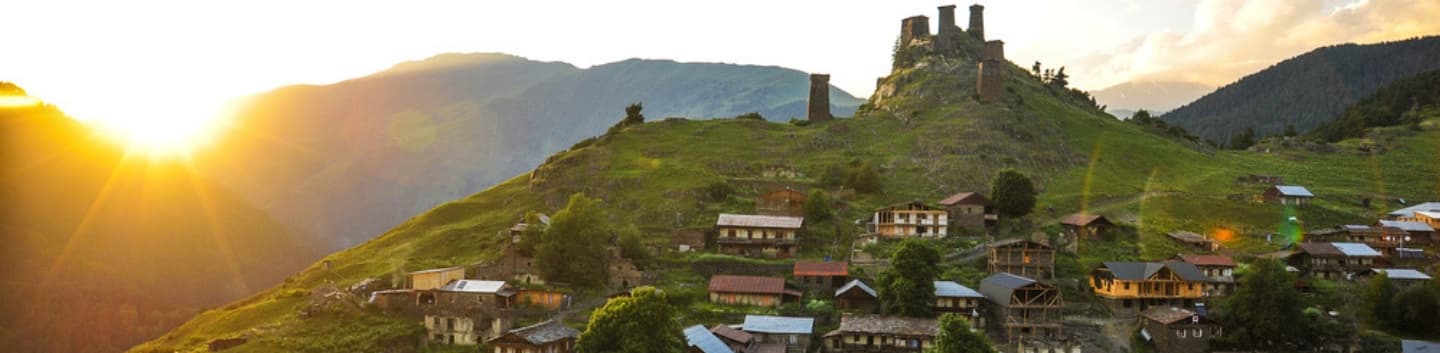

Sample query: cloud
[1074,0,1440,89]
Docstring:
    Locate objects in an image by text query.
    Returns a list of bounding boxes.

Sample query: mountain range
[1091,80,1213,118]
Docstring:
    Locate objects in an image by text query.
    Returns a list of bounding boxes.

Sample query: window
[1194,328,1203,338]
[1123,282,1130,290]
[728,229,736,238]
[1177,329,1187,338]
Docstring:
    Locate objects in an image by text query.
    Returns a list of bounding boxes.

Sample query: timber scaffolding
[987,239,1054,280]
[980,273,1063,342]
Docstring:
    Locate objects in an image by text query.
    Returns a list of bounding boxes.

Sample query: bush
[735,112,764,121]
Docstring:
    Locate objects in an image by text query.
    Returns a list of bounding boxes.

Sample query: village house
[710,325,757,353]
[1166,231,1219,252]
[937,191,994,233]
[409,266,466,290]
[933,281,986,329]
[1060,213,1110,239]
[742,315,814,353]
[515,287,568,311]
[1387,202,1440,226]
[988,238,1054,280]
[822,314,939,353]
[980,273,1063,342]
[1175,255,1236,296]
[866,201,948,243]
[1341,224,1410,255]
[1138,306,1220,353]
[1290,242,1382,280]
[794,261,849,294]
[399,280,518,346]
[709,275,801,307]
[506,213,550,244]
[686,325,739,353]
[1360,268,1434,288]
[756,188,807,217]
[715,214,804,258]
[1089,262,1207,311]
[487,320,579,353]
[1263,185,1314,205]
[834,279,879,313]
[1378,220,1437,245]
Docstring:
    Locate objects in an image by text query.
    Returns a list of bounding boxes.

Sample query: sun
[70,95,233,158]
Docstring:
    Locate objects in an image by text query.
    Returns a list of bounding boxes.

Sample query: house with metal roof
[1291,242,1381,280]
[1387,202,1440,219]
[709,325,755,353]
[834,279,879,313]
[980,273,1063,342]
[1175,255,1237,296]
[708,275,801,307]
[488,320,578,353]
[1089,262,1208,311]
[1361,268,1434,288]
[822,314,939,352]
[794,261,849,294]
[1378,220,1438,245]
[1264,185,1314,205]
[685,325,735,353]
[937,191,994,233]
[715,214,805,258]
[933,281,986,328]
[742,315,814,353]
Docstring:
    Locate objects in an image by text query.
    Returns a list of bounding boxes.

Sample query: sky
[2,0,1438,145]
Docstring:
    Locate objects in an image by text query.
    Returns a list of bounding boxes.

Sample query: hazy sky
[2,0,1437,134]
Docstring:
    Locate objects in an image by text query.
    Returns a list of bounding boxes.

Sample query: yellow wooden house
[1089,261,1207,311]
[409,266,466,290]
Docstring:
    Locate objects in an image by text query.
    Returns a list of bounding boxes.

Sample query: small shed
[794,261,849,293]
[1166,231,1219,251]
[834,279,879,313]
[1061,213,1111,239]
[1264,185,1314,205]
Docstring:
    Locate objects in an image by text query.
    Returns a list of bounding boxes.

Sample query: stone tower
[977,40,1005,103]
[808,74,832,122]
[937,5,958,36]
[899,15,930,46]
[968,4,985,40]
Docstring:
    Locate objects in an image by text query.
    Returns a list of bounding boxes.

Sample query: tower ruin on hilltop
[886,3,1007,104]
[977,40,1006,103]
[899,15,930,46]
[968,4,985,40]
[807,74,832,122]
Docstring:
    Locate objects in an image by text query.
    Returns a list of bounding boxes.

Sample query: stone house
[1175,255,1236,297]
[822,314,938,353]
[756,189,807,217]
[988,238,1055,280]
[794,261,849,294]
[937,191,993,233]
[708,275,801,307]
[1088,262,1207,311]
[1263,185,1314,205]
[1060,213,1111,239]
[1138,306,1220,353]
[366,279,519,346]
[834,280,879,313]
[1291,242,1382,280]
[933,281,985,329]
[742,315,814,353]
[506,213,549,244]
[866,201,948,243]
[980,273,1063,342]
[715,214,804,258]
[1378,220,1437,245]
[487,320,579,353]
[409,266,466,290]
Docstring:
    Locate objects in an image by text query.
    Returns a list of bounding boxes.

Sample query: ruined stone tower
[977,40,1005,103]
[899,15,930,46]
[808,74,832,122]
[968,4,985,40]
[937,5,958,36]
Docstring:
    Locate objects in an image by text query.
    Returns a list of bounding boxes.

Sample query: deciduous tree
[928,313,996,353]
[1219,258,1305,350]
[878,239,940,317]
[991,169,1036,218]
[577,287,685,353]
[535,193,611,288]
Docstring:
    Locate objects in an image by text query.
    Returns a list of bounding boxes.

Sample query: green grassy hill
[130,34,1440,353]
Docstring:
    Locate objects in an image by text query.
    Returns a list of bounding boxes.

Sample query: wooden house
[937,191,994,233]
[1342,224,1409,255]
[1089,262,1207,311]
[794,261,848,294]
[1378,220,1437,245]
[988,239,1054,280]
[980,273,1063,342]
[708,275,801,307]
[1387,202,1440,223]
[1175,255,1236,296]
[1138,306,1220,353]
[933,281,986,329]
[710,325,756,353]
[1291,242,1381,280]
[1166,231,1219,252]
[515,288,568,311]
[715,214,804,258]
[1263,185,1314,205]
[822,314,938,353]
[409,266,466,290]
[866,201,948,243]
[487,320,579,353]
[1060,213,1111,239]
[757,189,807,217]
[834,280,879,313]
[1360,268,1434,288]
[742,315,814,353]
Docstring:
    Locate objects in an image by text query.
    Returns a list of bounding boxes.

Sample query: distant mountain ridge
[198,53,864,248]
[1160,36,1440,142]
[1092,80,1213,117]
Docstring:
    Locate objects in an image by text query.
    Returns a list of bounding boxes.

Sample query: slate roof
[1061,213,1109,227]
[825,314,939,337]
[1388,202,1440,218]
[1178,254,1236,267]
[716,214,804,229]
[1373,268,1433,281]
[933,281,984,298]
[938,192,990,206]
[709,325,752,343]
[439,280,507,294]
[794,262,849,277]
[709,275,787,295]
[1273,185,1315,197]
[742,315,814,335]
[979,273,1039,305]
[1332,242,1382,257]
[1140,306,1198,325]
[500,320,579,345]
[835,279,877,298]
[684,325,732,353]
[1379,220,1436,233]
[1099,262,1208,282]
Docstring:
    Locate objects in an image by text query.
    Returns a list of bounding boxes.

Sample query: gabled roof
[938,192,990,206]
[934,281,984,298]
[989,238,1052,249]
[1140,306,1199,325]
[495,320,579,345]
[716,214,804,229]
[979,273,1039,305]
[709,275,786,295]
[1166,231,1214,245]
[1061,213,1109,227]
[794,262,849,277]
[1379,220,1436,233]
[743,315,814,335]
[1371,268,1433,281]
[709,325,752,344]
[439,280,508,294]
[1098,262,1207,282]
[408,266,464,275]
[1178,255,1236,267]
[1332,242,1382,257]
[876,200,942,212]
[835,279,877,298]
[1298,242,1343,256]
[684,325,732,353]
[1272,185,1314,197]
[826,314,939,337]
[1388,202,1440,217]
